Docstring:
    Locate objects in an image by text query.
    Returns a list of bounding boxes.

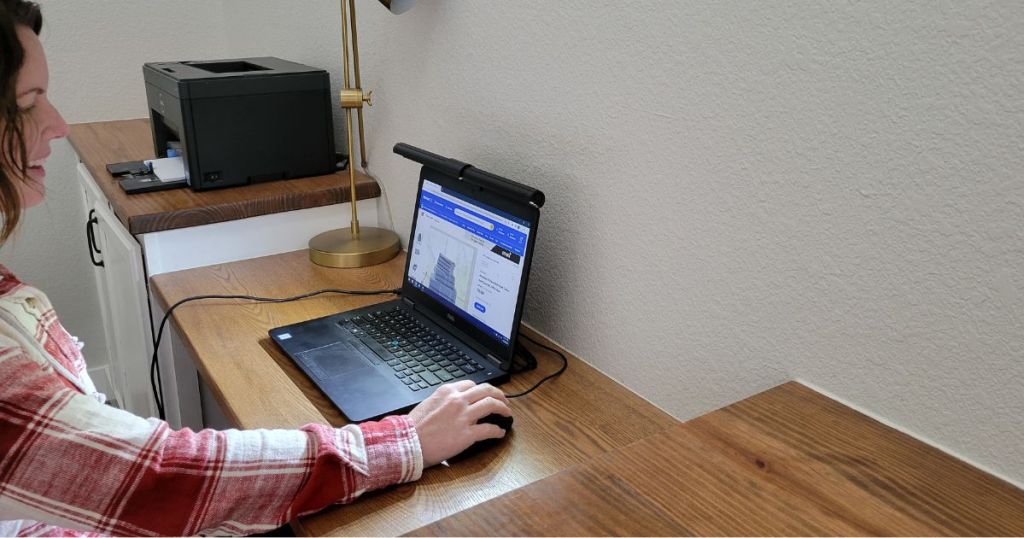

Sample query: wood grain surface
[68,119,380,235]
[411,382,1024,536]
[149,250,679,536]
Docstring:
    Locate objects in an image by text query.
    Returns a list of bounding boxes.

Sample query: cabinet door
[90,201,156,418]
[78,166,120,387]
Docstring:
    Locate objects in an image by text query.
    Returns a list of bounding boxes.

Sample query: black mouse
[454,414,513,459]
[477,413,513,431]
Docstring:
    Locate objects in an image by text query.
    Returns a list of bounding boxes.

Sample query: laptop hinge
[486,353,502,366]
[402,296,414,306]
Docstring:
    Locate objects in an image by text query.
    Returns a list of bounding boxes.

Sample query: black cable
[504,332,568,399]
[150,287,400,420]
[509,344,537,373]
[139,251,165,420]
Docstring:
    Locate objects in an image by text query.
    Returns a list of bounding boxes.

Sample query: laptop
[269,144,543,422]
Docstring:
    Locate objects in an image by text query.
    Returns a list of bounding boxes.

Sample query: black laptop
[269,144,543,421]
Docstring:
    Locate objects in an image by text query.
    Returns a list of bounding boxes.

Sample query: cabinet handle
[86,209,104,267]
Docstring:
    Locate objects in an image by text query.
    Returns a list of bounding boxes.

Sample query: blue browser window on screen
[406,180,531,345]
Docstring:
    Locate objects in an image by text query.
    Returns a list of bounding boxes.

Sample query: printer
[143,57,336,191]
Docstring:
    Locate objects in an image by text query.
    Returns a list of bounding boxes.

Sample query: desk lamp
[309,0,415,267]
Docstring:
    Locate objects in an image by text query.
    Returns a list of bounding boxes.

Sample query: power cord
[150,287,400,420]
[505,332,568,398]
[361,164,399,232]
[150,291,568,418]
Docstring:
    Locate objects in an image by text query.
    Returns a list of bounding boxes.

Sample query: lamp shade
[378,0,415,14]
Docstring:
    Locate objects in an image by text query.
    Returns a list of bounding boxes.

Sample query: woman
[0,2,512,535]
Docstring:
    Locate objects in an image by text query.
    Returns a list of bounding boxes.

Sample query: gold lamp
[309,0,415,267]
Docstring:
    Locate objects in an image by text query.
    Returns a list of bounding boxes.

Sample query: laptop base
[271,300,509,422]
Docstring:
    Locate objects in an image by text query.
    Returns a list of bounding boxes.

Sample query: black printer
[143,57,336,191]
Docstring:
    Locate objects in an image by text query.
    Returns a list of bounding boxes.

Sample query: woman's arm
[0,345,422,536]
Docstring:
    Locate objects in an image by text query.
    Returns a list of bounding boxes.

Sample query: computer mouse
[477,413,513,432]
[454,414,513,460]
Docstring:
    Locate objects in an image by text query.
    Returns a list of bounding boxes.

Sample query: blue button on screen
[474,302,486,313]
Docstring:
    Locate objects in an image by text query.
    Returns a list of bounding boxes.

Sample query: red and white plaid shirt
[0,265,423,536]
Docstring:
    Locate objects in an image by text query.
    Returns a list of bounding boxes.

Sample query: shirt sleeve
[0,343,423,537]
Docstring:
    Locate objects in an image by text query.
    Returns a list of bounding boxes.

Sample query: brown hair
[0,0,41,243]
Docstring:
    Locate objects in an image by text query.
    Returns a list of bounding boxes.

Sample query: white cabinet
[80,163,155,417]
[77,162,383,429]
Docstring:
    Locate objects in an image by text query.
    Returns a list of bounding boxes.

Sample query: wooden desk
[151,251,1024,536]
[150,250,678,536]
[414,382,1024,536]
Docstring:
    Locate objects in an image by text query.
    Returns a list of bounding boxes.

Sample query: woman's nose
[43,99,69,140]
[50,108,69,139]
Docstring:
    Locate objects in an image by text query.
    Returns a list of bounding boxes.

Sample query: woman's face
[11,25,68,208]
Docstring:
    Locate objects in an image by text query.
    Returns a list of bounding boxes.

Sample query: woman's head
[0,0,67,243]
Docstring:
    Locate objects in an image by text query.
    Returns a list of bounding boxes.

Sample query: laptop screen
[406,179,531,346]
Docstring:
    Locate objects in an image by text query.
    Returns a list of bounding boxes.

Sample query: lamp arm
[339,0,352,90]
[339,0,359,234]
[348,0,370,169]
[349,0,363,93]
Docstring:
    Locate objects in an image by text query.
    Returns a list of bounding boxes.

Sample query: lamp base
[308,226,401,268]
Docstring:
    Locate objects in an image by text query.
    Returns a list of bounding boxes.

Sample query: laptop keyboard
[344,307,487,391]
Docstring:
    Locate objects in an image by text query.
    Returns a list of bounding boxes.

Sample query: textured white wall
[349,0,1024,482]
[39,1,229,123]
[12,1,1023,485]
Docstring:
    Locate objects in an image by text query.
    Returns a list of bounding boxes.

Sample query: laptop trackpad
[296,340,374,380]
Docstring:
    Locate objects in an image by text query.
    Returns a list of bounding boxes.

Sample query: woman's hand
[408,380,512,467]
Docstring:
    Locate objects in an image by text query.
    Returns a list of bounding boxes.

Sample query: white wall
[17,1,1024,484]
[1,1,229,369]
[356,1,1024,483]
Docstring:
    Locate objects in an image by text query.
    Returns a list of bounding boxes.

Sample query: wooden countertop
[413,381,1024,536]
[150,250,1024,536]
[150,250,678,536]
[68,119,380,235]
